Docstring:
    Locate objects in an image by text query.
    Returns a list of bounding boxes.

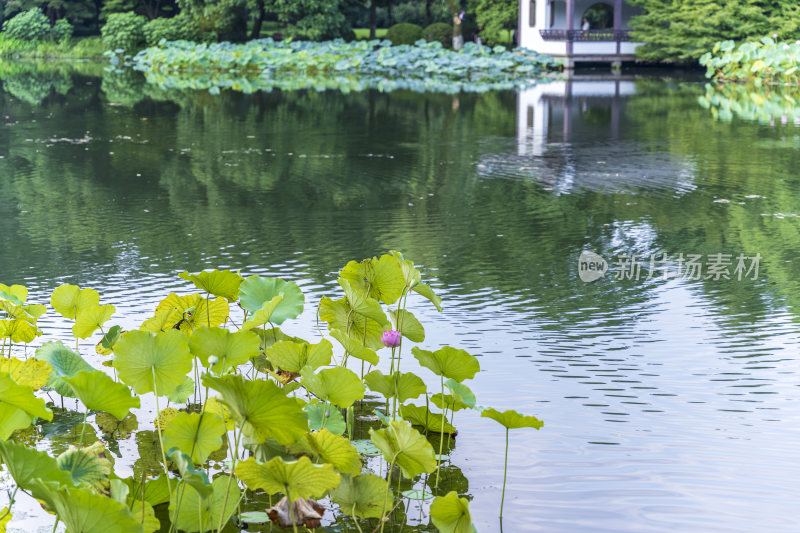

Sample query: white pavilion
[518,0,644,68]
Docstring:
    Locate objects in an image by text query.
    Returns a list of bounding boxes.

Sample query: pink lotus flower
[772,33,778,39]
[381,330,402,348]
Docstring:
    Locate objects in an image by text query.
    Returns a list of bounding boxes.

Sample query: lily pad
[169,474,239,532]
[64,370,140,420]
[400,404,456,434]
[330,473,390,519]
[73,303,115,339]
[235,455,340,500]
[369,420,436,479]
[412,346,480,383]
[289,429,362,475]
[179,269,244,302]
[364,369,426,403]
[0,357,51,389]
[202,373,308,445]
[35,341,94,397]
[163,411,226,464]
[304,401,346,435]
[389,309,425,342]
[430,491,473,533]
[300,366,365,409]
[113,329,193,396]
[238,275,304,325]
[189,326,260,372]
[480,408,543,430]
[264,339,332,373]
[50,284,100,320]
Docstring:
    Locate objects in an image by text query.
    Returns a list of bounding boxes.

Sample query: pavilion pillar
[566,0,574,56]
[614,0,622,54]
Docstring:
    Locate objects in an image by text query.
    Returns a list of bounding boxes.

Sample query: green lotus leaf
[319,297,385,351]
[431,393,470,412]
[167,448,213,498]
[237,511,270,524]
[96,412,139,439]
[143,293,228,332]
[167,375,195,404]
[300,366,365,409]
[204,396,235,430]
[64,370,140,420]
[179,269,244,302]
[110,478,129,504]
[411,282,442,311]
[0,319,40,343]
[389,250,422,288]
[430,491,473,533]
[303,401,346,434]
[121,473,171,507]
[0,357,51,389]
[31,480,144,533]
[265,339,332,373]
[330,473,390,519]
[402,489,433,500]
[243,436,295,464]
[340,255,405,304]
[412,346,480,382]
[56,442,113,492]
[35,341,94,397]
[189,326,260,372]
[289,429,362,475]
[163,412,226,465]
[0,283,27,303]
[369,420,436,479]
[0,372,52,439]
[0,439,75,494]
[73,303,115,339]
[169,475,239,533]
[338,277,390,327]
[235,456,340,500]
[389,309,425,342]
[241,295,283,330]
[238,275,304,325]
[445,379,476,408]
[480,408,544,430]
[328,329,379,365]
[50,284,100,320]
[1,299,45,325]
[202,373,307,445]
[96,325,122,355]
[364,369,426,403]
[131,499,160,533]
[400,404,456,434]
[113,329,193,396]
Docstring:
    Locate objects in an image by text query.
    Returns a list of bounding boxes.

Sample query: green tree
[467,0,515,46]
[629,0,800,63]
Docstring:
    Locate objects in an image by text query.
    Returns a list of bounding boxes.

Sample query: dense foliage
[629,0,800,62]
[467,0,516,46]
[422,22,451,48]
[700,36,800,82]
[129,38,560,94]
[2,8,50,41]
[101,11,146,50]
[0,256,543,532]
[142,13,199,46]
[386,21,422,45]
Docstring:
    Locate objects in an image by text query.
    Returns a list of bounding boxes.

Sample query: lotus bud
[381,330,402,348]
[207,355,219,366]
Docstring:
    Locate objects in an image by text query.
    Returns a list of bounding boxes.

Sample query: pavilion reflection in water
[494,76,697,195]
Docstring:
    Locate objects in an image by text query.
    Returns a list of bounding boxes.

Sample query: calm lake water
[1,63,799,532]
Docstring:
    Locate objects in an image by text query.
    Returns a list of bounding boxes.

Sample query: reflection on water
[1,65,800,532]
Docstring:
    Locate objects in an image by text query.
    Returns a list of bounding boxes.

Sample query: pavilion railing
[539,29,632,42]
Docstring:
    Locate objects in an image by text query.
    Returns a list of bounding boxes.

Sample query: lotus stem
[51,517,59,533]
[151,368,172,495]
[435,375,445,487]
[500,428,509,519]
[216,425,241,533]
[379,455,398,533]
[0,487,17,521]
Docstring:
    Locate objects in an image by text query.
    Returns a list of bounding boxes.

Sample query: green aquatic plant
[481,408,544,518]
[0,256,543,532]
[700,36,800,83]
[129,38,559,96]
